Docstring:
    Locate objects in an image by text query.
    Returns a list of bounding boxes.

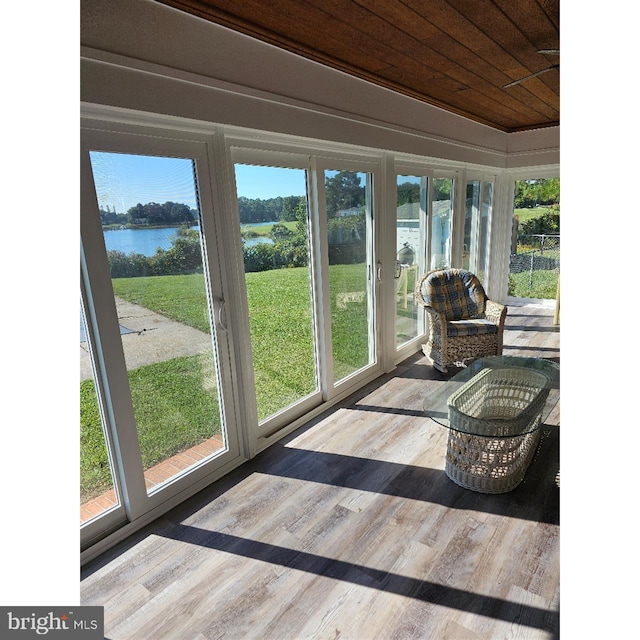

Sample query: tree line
[100,201,197,227]
[514,178,559,208]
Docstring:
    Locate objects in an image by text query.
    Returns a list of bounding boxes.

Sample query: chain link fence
[509,234,560,297]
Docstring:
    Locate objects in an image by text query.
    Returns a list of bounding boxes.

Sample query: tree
[325,171,364,217]
[127,203,147,224]
[99,207,127,226]
[514,179,560,208]
[397,181,420,206]
[270,223,292,239]
[282,195,304,221]
[433,178,452,202]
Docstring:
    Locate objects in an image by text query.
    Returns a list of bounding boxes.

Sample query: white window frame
[391,162,434,363]
[80,120,245,555]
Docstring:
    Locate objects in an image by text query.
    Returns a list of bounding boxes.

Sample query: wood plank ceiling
[156,0,559,133]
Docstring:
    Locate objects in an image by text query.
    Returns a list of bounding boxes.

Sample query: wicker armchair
[415,268,507,372]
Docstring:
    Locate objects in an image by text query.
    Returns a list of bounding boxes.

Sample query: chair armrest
[414,273,431,308]
[485,299,507,328]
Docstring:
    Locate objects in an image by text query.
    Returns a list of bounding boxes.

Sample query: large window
[508,178,560,299]
[464,178,493,285]
[81,128,242,551]
[233,164,319,423]
[395,175,428,348]
[324,169,376,383]
[430,177,455,270]
[87,151,227,496]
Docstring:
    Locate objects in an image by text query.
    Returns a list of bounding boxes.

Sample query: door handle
[214,298,228,332]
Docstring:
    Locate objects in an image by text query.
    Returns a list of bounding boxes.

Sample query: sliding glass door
[233,163,320,424]
[464,177,494,285]
[322,168,376,385]
[81,126,241,546]
[430,177,455,270]
[229,152,380,439]
[395,174,428,348]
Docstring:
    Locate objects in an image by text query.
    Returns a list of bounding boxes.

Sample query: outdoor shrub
[107,250,151,278]
[243,242,277,272]
[270,223,293,239]
[520,211,560,236]
[107,232,203,277]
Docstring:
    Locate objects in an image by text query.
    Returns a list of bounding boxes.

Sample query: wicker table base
[445,428,541,493]
[423,357,559,494]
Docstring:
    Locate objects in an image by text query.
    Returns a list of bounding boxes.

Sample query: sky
[234,164,307,200]
[90,153,308,213]
[90,152,200,213]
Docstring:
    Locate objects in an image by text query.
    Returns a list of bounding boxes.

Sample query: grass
[112,274,211,333]
[83,264,370,500]
[509,268,559,299]
[81,353,221,502]
[241,221,297,238]
[513,206,556,225]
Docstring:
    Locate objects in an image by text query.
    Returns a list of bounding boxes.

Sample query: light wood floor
[81,301,560,640]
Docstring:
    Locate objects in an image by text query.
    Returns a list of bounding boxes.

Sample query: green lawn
[241,221,297,238]
[81,353,222,501]
[82,265,370,500]
[511,207,559,299]
[513,206,556,224]
[509,269,559,299]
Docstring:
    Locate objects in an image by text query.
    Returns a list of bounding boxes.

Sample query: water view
[104,223,274,256]
[104,226,187,256]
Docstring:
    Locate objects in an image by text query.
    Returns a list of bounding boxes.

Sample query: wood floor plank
[81,302,560,639]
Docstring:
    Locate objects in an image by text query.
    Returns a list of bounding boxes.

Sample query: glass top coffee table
[423,356,559,493]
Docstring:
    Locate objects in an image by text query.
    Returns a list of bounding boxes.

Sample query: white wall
[81,0,559,168]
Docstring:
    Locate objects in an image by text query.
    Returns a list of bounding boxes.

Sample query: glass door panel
[509,178,560,299]
[88,151,227,496]
[464,180,480,272]
[233,164,319,422]
[464,179,491,284]
[395,175,428,348]
[324,170,374,383]
[80,303,121,525]
[430,178,454,270]
[478,181,493,283]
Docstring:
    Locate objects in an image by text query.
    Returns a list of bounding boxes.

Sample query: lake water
[104,222,414,258]
[103,224,274,256]
[103,227,184,256]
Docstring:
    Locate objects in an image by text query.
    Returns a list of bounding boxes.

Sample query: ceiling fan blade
[503,64,559,88]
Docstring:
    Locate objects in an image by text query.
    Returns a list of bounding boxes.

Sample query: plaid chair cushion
[447,318,499,337]
[422,269,487,320]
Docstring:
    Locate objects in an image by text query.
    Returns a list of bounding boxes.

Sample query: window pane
[478,181,493,283]
[431,178,454,270]
[464,180,492,284]
[463,180,480,272]
[509,178,560,299]
[396,175,427,348]
[89,151,226,496]
[234,164,318,422]
[325,170,374,382]
[80,305,120,524]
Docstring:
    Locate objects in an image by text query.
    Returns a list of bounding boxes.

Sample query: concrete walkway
[80,297,213,381]
[80,297,221,524]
